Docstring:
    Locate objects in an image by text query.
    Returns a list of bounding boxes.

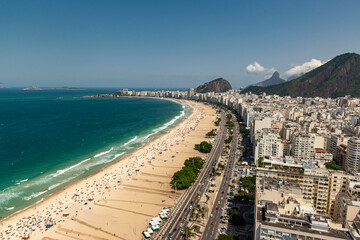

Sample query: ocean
[0,88,189,218]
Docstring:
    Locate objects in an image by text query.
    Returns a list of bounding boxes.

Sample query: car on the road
[216,206,219,210]
[211,221,214,225]
[179,217,182,221]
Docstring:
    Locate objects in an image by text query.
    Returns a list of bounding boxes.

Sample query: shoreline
[0,99,217,240]
[0,97,189,222]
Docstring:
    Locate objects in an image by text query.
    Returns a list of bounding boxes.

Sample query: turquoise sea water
[0,88,189,218]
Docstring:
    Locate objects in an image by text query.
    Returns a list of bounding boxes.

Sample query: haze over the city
[1,0,360,88]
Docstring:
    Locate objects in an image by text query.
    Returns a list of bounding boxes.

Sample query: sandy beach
[0,100,217,240]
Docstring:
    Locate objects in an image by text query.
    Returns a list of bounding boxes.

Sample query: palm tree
[195,213,200,221]
[185,226,192,238]
[192,225,200,233]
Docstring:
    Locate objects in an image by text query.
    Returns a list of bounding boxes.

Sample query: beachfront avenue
[201,112,239,240]
[153,109,229,239]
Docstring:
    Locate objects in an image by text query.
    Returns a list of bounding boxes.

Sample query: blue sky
[1,0,360,88]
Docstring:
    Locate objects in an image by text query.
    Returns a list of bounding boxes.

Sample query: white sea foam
[124,136,138,146]
[94,147,114,158]
[48,176,76,191]
[87,152,125,169]
[20,179,28,183]
[111,152,125,161]
[52,158,91,178]
[0,191,23,205]
[5,207,14,210]
[152,110,185,133]
[23,190,48,201]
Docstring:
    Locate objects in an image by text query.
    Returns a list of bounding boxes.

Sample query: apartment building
[254,130,284,161]
[315,148,333,162]
[292,134,315,160]
[345,137,360,174]
[328,171,348,219]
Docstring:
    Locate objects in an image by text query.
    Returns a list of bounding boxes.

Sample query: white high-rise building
[292,134,315,160]
[345,137,360,174]
[254,131,283,161]
[188,88,194,99]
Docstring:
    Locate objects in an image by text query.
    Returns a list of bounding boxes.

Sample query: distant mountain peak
[196,78,232,93]
[272,71,280,79]
[243,52,360,98]
[250,71,285,87]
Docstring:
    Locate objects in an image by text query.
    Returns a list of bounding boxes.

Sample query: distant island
[22,86,86,91]
[0,82,10,88]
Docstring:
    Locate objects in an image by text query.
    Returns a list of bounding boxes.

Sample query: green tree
[215,118,221,126]
[226,120,235,128]
[257,157,264,167]
[192,225,200,233]
[185,226,192,237]
[225,136,233,144]
[325,161,344,171]
[195,141,212,153]
[241,176,256,194]
[229,208,246,226]
[206,129,217,137]
[171,157,205,189]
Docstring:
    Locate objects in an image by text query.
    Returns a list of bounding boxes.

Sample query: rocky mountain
[250,71,286,87]
[243,53,360,98]
[196,78,232,93]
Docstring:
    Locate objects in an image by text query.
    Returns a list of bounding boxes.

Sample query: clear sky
[1,0,360,89]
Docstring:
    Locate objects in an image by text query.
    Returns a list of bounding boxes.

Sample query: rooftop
[257,207,352,239]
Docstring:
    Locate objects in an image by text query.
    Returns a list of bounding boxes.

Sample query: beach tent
[146,228,153,234]
[143,231,151,238]
[150,220,157,226]
[155,216,162,222]
[151,225,160,231]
